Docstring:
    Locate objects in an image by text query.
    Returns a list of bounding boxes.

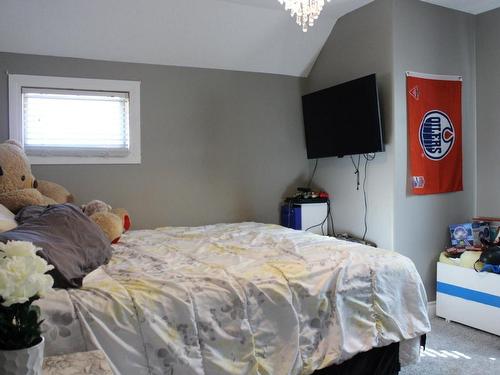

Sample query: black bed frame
[312,343,401,375]
[313,335,426,375]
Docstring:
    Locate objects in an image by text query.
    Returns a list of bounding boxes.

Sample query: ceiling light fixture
[277,0,330,32]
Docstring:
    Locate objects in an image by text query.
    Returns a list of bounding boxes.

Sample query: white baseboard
[427,301,436,317]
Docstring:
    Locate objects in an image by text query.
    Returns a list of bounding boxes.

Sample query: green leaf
[0,302,42,350]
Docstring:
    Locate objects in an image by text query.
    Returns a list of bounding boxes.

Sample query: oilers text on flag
[419,110,455,161]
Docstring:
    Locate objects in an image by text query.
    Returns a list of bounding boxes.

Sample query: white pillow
[0,204,17,232]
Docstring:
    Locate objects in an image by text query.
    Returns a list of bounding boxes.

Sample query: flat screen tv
[302,74,384,159]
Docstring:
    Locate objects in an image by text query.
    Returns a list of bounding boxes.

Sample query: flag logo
[409,86,420,100]
[419,110,455,161]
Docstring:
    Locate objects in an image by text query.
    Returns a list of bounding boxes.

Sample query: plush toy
[111,207,132,232]
[0,140,131,243]
[36,180,74,204]
[0,140,58,212]
[82,200,131,244]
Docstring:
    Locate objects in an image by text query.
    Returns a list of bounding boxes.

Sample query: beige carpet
[401,317,500,375]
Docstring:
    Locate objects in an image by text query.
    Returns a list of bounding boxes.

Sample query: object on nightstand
[439,250,482,269]
[478,239,500,272]
[281,204,301,230]
[444,247,466,257]
[473,217,500,242]
[285,187,330,204]
[43,350,113,375]
[449,223,474,247]
[472,221,490,246]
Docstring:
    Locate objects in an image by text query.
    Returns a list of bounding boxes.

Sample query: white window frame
[8,74,141,164]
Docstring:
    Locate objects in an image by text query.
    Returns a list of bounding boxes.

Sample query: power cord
[328,199,336,237]
[304,152,375,240]
[350,153,376,241]
[305,158,334,236]
[286,200,293,229]
[361,153,375,241]
[473,260,481,273]
[307,159,319,188]
[350,155,361,190]
[305,198,333,235]
[304,159,338,237]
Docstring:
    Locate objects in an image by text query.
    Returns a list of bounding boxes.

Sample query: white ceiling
[420,0,500,14]
[0,0,372,77]
[1,1,499,78]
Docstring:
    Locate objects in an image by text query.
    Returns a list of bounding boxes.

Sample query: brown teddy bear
[0,140,73,211]
[37,180,74,204]
[0,140,65,212]
[0,140,130,243]
[81,200,131,244]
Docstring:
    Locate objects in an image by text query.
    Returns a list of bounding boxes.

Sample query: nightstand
[436,262,500,336]
[43,350,113,375]
[281,202,328,235]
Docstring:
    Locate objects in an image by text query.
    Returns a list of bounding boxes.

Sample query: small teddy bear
[81,200,131,244]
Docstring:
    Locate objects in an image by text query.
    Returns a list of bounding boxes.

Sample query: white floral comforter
[39,223,430,375]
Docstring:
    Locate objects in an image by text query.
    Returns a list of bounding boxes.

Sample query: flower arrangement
[0,241,54,350]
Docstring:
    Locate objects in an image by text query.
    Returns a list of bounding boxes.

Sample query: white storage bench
[436,262,500,336]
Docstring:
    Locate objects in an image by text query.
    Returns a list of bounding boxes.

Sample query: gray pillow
[0,204,112,289]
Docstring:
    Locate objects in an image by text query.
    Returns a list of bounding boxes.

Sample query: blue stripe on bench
[437,282,500,308]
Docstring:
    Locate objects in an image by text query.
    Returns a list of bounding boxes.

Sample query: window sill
[27,153,141,165]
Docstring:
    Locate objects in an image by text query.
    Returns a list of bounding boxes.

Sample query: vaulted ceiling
[0,0,499,77]
[0,0,372,77]
[421,0,500,14]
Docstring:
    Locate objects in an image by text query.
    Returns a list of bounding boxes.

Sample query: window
[9,75,141,164]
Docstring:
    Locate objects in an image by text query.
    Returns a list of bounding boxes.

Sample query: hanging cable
[361,153,376,241]
[350,155,361,190]
[307,158,319,188]
[328,199,336,237]
[305,197,331,235]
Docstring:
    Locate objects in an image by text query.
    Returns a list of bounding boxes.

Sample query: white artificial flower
[30,273,54,297]
[4,256,31,282]
[32,255,54,274]
[0,241,54,307]
[0,241,38,258]
[0,269,14,302]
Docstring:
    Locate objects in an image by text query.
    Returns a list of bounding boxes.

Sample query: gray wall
[303,0,395,250]
[476,8,500,216]
[392,0,477,298]
[0,52,309,229]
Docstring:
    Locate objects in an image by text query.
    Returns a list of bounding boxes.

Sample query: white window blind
[22,88,130,157]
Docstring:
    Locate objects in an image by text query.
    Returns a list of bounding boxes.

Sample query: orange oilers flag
[406,72,463,195]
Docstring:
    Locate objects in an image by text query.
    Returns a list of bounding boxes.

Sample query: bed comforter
[38,223,430,375]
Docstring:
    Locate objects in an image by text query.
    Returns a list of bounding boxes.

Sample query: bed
[34,222,430,375]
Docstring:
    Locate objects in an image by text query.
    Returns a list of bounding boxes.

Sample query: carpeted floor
[400,316,500,375]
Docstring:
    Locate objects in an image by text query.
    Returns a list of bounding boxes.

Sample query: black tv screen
[302,74,384,159]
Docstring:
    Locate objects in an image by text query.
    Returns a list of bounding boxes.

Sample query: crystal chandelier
[277,0,331,32]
